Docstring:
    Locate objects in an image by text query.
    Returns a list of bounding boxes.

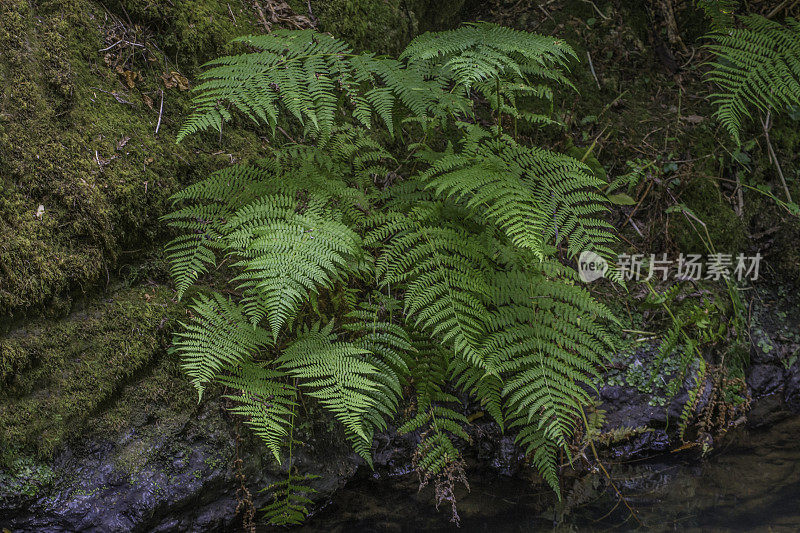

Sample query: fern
[402,23,576,124]
[277,322,383,456]
[218,361,296,463]
[417,124,613,259]
[162,164,272,298]
[225,193,363,339]
[172,293,274,398]
[167,23,619,524]
[370,213,494,372]
[261,473,319,526]
[696,0,738,31]
[179,29,447,141]
[487,264,615,493]
[706,15,800,145]
[400,333,470,492]
[343,300,412,449]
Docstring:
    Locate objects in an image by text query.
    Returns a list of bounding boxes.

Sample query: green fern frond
[402,22,575,90]
[372,213,494,371]
[501,141,615,259]
[696,0,738,31]
[225,193,363,339]
[511,423,562,496]
[449,357,505,428]
[162,164,274,298]
[172,293,273,398]
[402,22,575,121]
[179,29,442,141]
[217,361,296,462]
[486,266,612,452]
[261,473,319,526]
[277,322,381,454]
[166,22,622,516]
[417,126,613,259]
[706,15,800,145]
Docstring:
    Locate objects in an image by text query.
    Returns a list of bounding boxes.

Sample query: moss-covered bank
[0,284,182,458]
[0,0,266,322]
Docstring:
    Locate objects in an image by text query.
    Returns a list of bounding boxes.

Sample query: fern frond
[162,164,274,297]
[486,266,613,454]
[696,0,738,32]
[343,301,413,428]
[502,141,614,259]
[371,212,494,371]
[402,22,575,90]
[179,30,443,141]
[261,473,319,526]
[172,293,274,398]
[217,361,296,463]
[511,423,562,496]
[225,193,363,339]
[417,126,613,260]
[706,15,800,145]
[166,23,623,516]
[276,322,381,457]
[402,22,576,120]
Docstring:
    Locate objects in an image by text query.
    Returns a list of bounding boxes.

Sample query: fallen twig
[586,51,601,89]
[760,111,793,204]
[581,0,610,20]
[155,89,164,135]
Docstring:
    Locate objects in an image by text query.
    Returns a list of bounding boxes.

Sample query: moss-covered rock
[291,0,468,55]
[0,284,180,458]
[670,174,748,254]
[0,0,263,322]
[106,0,260,74]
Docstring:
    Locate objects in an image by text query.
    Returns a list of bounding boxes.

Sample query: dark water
[299,416,800,532]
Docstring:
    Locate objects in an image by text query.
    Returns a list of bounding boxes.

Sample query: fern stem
[496,77,502,142]
[578,404,644,527]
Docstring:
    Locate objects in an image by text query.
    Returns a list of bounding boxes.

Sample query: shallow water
[299,416,800,532]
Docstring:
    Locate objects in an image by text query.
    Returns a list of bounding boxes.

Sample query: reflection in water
[299,416,800,532]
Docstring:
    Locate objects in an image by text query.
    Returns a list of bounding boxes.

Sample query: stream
[299,415,800,532]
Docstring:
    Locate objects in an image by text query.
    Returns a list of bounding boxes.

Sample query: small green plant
[165,24,617,524]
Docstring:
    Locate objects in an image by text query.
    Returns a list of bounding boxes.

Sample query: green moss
[0,0,263,322]
[108,0,259,74]
[290,0,466,55]
[0,285,180,458]
[671,174,747,254]
[0,456,55,498]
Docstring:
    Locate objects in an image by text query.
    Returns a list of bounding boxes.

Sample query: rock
[784,364,800,413]
[746,364,784,396]
[609,429,671,459]
[0,397,356,532]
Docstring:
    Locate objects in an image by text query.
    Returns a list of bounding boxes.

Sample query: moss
[107,0,259,74]
[90,350,196,438]
[288,0,466,55]
[0,456,55,498]
[671,174,748,254]
[0,0,263,322]
[0,284,181,458]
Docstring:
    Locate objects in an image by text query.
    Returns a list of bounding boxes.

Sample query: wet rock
[609,429,671,459]
[747,393,789,428]
[0,400,356,533]
[784,364,800,413]
[469,422,525,477]
[747,364,785,396]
